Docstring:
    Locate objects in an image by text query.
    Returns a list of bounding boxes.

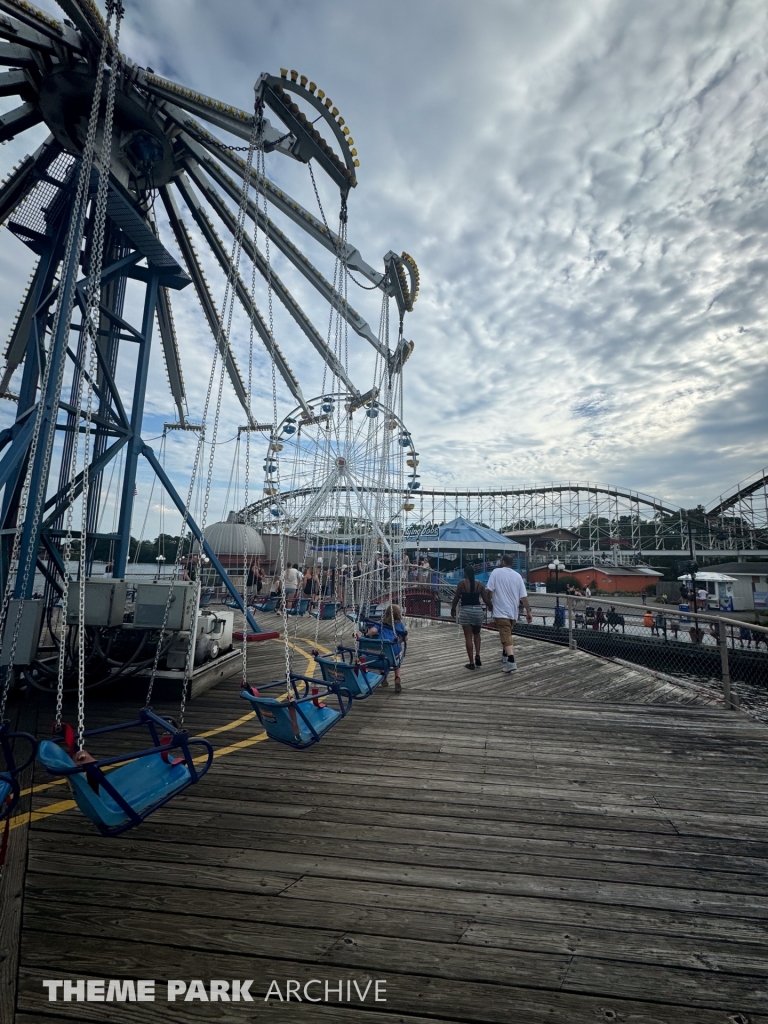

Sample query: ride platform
[134,646,243,700]
[2,622,767,1022]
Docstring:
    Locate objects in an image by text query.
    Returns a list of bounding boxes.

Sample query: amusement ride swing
[240,161,418,744]
[0,0,420,786]
[27,1,219,835]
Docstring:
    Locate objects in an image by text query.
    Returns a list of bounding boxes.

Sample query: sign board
[404,522,439,540]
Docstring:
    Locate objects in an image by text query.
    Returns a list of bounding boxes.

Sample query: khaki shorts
[494,618,515,648]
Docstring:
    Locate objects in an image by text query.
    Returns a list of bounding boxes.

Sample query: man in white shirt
[284,563,301,608]
[486,554,533,673]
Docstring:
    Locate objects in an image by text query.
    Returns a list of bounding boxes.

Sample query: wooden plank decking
[4,617,768,1023]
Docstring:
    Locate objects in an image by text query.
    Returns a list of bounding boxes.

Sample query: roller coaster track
[404,483,680,516]
[707,467,768,519]
[243,471,768,556]
[244,480,681,518]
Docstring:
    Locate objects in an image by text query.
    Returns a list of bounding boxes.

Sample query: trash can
[554,605,565,628]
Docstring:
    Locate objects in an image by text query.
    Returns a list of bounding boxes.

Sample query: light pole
[549,559,565,626]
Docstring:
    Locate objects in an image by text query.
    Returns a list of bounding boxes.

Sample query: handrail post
[567,595,575,650]
[719,618,738,709]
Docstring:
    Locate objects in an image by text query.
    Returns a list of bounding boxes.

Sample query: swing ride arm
[156,286,187,427]
[178,135,390,358]
[135,67,296,156]
[159,183,257,428]
[0,1,85,53]
[172,173,309,415]
[141,444,264,635]
[163,101,374,273]
[182,156,361,399]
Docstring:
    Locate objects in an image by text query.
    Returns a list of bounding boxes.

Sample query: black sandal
[465,662,475,670]
[475,656,482,666]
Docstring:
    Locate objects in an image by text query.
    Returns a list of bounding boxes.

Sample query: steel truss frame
[0,0,419,640]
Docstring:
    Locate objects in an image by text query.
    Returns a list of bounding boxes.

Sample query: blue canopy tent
[406,516,527,581]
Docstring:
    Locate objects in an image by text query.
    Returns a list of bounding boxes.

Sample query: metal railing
[398,581,768,719]
[516,594,768,717]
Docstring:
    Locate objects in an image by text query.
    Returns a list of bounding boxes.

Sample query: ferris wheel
[246,391,420,541]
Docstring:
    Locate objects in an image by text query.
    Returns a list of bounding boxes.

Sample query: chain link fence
[514,594,768,719]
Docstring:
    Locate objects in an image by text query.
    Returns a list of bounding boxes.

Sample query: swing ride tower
[0,0,421,692]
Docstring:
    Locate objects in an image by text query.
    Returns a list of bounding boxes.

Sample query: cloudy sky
[1,0,767,536]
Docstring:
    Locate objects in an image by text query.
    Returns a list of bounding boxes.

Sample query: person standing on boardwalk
[450,565,492,670]
[247,561,264,595]
[284,563,301,608]
[486,553,532,673]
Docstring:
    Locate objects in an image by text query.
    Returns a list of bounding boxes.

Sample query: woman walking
[450,565,492,669]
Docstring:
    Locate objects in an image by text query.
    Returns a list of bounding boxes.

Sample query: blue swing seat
[253,596,278,612]
[358,635,406,670]
[0,723,37,821]
[286,597,311,616]
[0,773,19,819]
[346,603,380,627]
[310,601,340,620]
[241,675,352,749]
[37,709,214,837]
[316,649,385,699]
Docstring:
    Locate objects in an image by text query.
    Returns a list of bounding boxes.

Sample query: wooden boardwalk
[3,617,768,1023]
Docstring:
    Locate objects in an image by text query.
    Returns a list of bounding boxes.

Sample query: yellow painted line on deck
[25,799,77,824]
[196,710,255,739]
[210,730,271,759]
[297,637,332,655]
[7,634,324,831]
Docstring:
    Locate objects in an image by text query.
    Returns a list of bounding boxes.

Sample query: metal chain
[205,129,292,155]
[197,112,259,555]
[75,5,124,747]
[144,393,214,709]
[241,167,261,687]
[308,162,378,294]
[147,108,260,722]
[346,269,379,291]
[0,5,118,725]
[256,117,291,683]
[308,162,345,263]
[145,110,262,712]
[312,207,347,649]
